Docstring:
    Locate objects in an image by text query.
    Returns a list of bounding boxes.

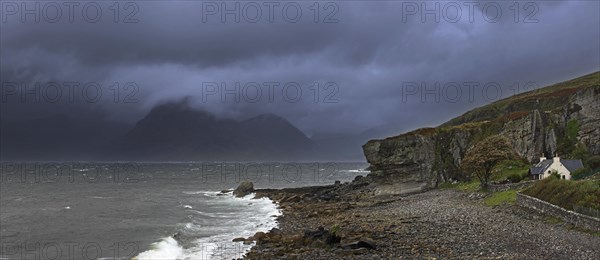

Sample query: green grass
[491,160,530,182]
[544,216,563,225]
[457,181,481,192]
[484,190,517,206]
[523,178,600,211]
[437,182,457,189]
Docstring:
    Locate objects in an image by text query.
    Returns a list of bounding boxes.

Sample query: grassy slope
[380,71,599,141]
[522,177,600,211]
[441,71,599,127]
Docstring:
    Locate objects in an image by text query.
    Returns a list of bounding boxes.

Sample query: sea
[0,162,368,260]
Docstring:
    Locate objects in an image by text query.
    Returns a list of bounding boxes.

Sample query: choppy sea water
[0,162,368,260]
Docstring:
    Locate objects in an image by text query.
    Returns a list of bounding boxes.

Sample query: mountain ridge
[117,101,317,161]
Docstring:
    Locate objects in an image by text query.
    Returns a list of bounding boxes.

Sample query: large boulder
[233,181,254,197]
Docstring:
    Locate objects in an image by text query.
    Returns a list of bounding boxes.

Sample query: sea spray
[134,192,281,260]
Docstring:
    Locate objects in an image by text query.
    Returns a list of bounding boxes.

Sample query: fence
[516,193,600,232]
[573,205,600,219]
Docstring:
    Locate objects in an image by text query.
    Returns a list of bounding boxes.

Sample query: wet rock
[281,195,301,203]
[341,237,376,250]
[304,226,327,239]
[252,231,267,241]
[318,194,334,201]
[233,181,254,197]
[353,247,369,255]
[232,237,245,242]
[303,226,341,246]
[270,227,282,234]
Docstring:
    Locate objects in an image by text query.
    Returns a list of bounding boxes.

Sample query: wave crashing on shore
[135,192,281,260]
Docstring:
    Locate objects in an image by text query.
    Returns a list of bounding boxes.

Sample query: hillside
[442,72,599,127]
[362,72,600,195]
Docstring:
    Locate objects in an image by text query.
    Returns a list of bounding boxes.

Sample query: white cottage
[529,155,584,180]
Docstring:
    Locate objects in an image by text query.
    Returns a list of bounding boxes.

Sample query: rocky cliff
[363,72,600,195]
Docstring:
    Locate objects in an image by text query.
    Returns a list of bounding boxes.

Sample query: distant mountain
[116,101,317,161]
[1,99,380,162]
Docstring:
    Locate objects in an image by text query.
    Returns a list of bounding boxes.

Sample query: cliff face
[363,72,600,195]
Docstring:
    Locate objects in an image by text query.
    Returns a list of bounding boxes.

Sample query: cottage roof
[529,158,584,175]
[530,159,553,175]
[562,159,584,172]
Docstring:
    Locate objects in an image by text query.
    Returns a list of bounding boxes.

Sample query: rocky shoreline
[235,178,599,259]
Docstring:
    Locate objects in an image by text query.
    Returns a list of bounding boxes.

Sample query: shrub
[523,178,600,211]
[585,156,600,170]
[520,171,531,181]
[330,224,340,236]
[549,170,560,179]
[566,119,580,139]
[571,167,590,179]
[507,173,523,183]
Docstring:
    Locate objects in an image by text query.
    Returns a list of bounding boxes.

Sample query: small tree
[461,135,517,189]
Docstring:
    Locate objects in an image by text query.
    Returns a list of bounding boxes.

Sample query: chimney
[540,155,546,162]
[553,154,560,163]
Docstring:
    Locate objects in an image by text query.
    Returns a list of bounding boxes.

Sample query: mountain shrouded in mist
[118,100,317,161]
[1,99,372,161]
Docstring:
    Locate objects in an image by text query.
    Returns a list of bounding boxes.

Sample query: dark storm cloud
[1,0,599,135]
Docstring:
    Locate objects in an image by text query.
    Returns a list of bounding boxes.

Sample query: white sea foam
[134,237,184,260]
[134,192,281,260]
[346,169,370,173]
[182,191,221,196]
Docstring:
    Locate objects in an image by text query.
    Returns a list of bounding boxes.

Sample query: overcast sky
[1,1,599,136]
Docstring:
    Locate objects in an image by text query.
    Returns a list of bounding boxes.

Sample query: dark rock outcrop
[363,72,600,195]
[233,181,254,197]
[303,226,341,247]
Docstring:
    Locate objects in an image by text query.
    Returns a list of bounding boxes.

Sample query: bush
[507,173,523,183]
[493,159,530,182]
[566,119,580,139]
[571,167,590,179]
[522,178,600,211]
[520,171,531,180]
[585,156,600,170]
